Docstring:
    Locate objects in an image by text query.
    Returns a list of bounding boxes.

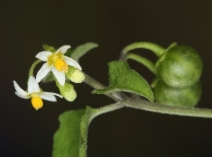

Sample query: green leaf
[70,42,98,62]
[53,107,97,157]
[52,109,86,157]
[93,61,154,102]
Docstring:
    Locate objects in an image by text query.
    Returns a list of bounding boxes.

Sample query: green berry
[157,43,203,88]
[153,80,202,107]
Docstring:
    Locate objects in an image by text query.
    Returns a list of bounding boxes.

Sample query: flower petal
[15,92,30,99]
[64,57,82,70]
[55,45,71,54]
[39,92,63,102]
[36,63,52,83]
[28,76,40,93]
[13,80,28,96]
[45,92,63,98]
[52,67,65,86]
[35,51,52,61]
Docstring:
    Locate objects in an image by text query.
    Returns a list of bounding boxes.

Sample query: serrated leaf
[93,61,154,101]
[70,42,98,62]
[52,109,85,157]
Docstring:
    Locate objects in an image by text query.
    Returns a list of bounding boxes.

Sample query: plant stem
[89,101,125,124]
[124,98,212,118]
[84,73,127,101]
[127,53,157,74]
[84,73,212,118]
[80,73,212,157]
[28,59,42,78]
[79,101,125,157]
[120,41,165,61]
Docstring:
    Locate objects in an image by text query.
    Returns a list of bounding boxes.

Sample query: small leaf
[93,61,154,102]
[71,42,98,62]
[52,109,85,157]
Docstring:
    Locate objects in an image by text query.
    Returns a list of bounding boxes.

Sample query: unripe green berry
[153,80,202,107]
[157,43,203,88]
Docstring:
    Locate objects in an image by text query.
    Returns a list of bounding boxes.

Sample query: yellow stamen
[54,59,68,73]
[48,52,62,65]
[31,96,43,110]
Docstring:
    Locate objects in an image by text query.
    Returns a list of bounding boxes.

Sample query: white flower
[13,76,62,110]
[35,45,82,86]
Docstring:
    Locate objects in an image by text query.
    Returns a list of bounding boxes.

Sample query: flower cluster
[13,45,85,110]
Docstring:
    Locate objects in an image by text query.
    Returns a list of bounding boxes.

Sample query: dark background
[1,0,212,157]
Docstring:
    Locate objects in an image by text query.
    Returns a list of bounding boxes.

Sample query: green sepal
[66,66,76,76]
[42,44,56,52]
[70,42,98,62]
[93,61,154,102]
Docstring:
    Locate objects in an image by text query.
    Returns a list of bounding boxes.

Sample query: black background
[1,0,212,157]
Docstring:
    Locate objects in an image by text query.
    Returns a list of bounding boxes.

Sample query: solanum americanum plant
[13,42,210,157]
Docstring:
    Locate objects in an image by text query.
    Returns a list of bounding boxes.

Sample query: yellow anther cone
[31,96,43,110]
[54,59,68,73]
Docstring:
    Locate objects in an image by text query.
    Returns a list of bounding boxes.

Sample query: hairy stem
[89,101,125,124]
[124,98,212,118]
[83,73,127,101]
[84,73,212,118]
[80,73,212,157]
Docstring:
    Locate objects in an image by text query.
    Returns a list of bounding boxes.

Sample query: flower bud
[66,66,85,83]
[58,83,77,102]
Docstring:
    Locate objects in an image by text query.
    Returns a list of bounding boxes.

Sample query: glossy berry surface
[157,44,203,88]
[153,80,202,107]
